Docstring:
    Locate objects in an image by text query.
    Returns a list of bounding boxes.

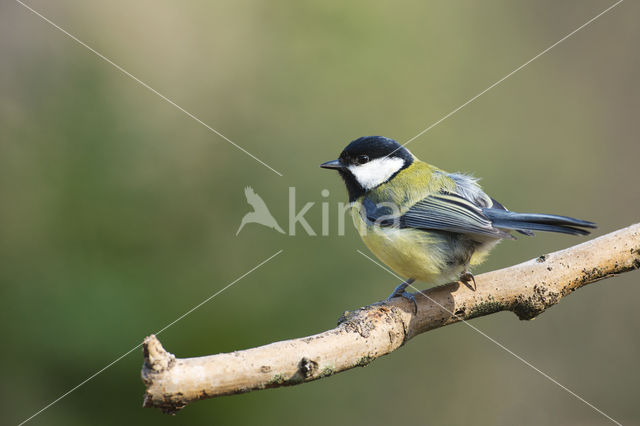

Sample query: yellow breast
[352,202,465,284]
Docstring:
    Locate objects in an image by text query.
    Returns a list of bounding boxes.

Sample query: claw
[460,272,476,291]
[386,278,418,314]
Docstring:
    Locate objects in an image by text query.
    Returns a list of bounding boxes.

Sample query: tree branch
[141,223,640,413]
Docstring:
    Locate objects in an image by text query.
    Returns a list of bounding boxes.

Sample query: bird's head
[320,136,414,201]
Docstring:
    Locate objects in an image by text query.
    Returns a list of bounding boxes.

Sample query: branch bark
[141,223,640,413]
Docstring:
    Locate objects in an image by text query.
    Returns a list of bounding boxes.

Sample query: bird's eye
[356,155,369,165]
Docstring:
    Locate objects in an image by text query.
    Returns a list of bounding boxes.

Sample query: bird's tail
[482,209,597,236]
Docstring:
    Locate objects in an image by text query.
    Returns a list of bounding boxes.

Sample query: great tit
[321,136,596,312]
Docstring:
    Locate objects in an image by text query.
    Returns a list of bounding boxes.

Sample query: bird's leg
[459,271,477,291]
[386,278,418,314]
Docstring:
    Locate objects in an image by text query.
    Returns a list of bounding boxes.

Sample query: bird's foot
[459,271,476,291]
[386,279,417,314]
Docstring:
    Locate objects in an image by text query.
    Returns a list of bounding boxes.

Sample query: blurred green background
[2,0,639,425]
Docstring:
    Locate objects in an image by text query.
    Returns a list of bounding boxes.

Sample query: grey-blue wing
[399,193,514,239]
[362,193,514,240]
[363,169,595,238]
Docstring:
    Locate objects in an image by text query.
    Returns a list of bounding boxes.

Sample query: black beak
[320,159,342,170]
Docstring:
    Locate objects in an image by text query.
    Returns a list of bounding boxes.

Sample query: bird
[320,136,596,312]
[236,186,285,235]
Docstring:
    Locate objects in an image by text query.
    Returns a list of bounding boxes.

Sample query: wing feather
[399,193,514,239]
[362,169,594,239]
[363,191,514,240]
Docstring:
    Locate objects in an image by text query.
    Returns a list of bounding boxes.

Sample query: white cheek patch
[348,157,405,190]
